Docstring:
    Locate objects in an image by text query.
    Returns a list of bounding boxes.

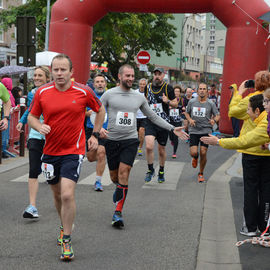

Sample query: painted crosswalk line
[11,160,139,187]
[142,161,185,190]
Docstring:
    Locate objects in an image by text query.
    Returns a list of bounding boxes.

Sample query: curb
[196,152,242,270]
[0,150,29,174]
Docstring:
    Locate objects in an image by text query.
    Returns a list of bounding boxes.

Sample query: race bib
[169,109,179,117]
[90,111,108,124]
[116,112,134,127]
[192,107,206,117]
[150,103,163,115]
[41,163,55,181]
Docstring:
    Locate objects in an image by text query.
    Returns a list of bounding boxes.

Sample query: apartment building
[0,0,24,66]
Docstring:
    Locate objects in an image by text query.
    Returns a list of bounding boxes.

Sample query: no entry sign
[137,51,151,65]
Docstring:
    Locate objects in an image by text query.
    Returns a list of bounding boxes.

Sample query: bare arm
[88,105,106,151]
[0,99,11,130]
[184,111,196,127]
[28,113,51,135]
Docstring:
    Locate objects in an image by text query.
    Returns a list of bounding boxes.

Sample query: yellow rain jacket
[227,87,270,156]
[220,110,270,153]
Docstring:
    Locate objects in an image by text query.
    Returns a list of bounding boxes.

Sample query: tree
[1,2,177,80]
[0,0,56,51]
[92,13,177,80]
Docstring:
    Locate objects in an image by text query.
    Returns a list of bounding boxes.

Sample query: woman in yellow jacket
[201,94,270,237]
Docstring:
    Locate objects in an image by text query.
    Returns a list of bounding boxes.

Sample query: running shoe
[23,205,39,219]
[192,157,198,168]
[94,181,103,192]
[172,154,177,159]
[239,226,257,237]
[112,211,124,227]
[144,169,155,182]
[57,226,64,246]
[198,173,205,183]
[60,238,74,261]
[158,172,165,183]
[137,148,143,156]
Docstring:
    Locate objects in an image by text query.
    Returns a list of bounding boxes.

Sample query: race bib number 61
[116,112,134,127]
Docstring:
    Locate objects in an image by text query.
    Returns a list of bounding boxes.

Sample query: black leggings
[169,121,182,154]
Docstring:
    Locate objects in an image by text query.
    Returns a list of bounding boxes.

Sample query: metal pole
[179,17,188,75]
[45,0,51,51]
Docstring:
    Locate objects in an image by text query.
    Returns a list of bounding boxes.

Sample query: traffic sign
[137,51,151,65]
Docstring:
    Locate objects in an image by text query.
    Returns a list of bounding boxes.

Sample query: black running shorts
[189,133,209,148]
[144,119,169,146]
[105,139,139,170]
[41,154,84,185]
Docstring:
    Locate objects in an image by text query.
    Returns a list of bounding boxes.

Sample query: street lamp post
[45,0,51,51]
[179,16,190,76]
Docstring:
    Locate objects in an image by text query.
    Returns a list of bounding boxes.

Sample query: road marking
[78,160,139,186]
[11,174,46,183]
[142,161,185,190]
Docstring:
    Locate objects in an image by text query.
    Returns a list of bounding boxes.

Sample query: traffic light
[182,56,188,62]
[16,16,36,66]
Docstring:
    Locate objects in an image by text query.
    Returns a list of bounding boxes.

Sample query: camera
[244,79,255,88]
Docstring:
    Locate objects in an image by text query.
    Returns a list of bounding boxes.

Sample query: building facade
[149,13,226,85]
[0,0,24,67]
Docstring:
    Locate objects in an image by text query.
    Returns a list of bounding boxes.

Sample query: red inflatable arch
[49,0,270,134]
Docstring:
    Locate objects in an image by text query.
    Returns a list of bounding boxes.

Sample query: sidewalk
[0,149,29,173]
[196,153,242,270]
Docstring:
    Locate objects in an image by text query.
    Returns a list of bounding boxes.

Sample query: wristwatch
[92,132,100,139]
[3,116,9,121]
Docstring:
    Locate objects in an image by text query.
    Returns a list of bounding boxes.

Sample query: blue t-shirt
[86,90,108,129]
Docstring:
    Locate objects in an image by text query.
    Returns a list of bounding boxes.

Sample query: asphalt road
[0,140,263,270]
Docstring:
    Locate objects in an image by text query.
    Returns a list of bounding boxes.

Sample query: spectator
[202,94,270,236]
[228,84,240,137]
[228,70,270,236]
[11,86,23,106]
[1,77,15,107]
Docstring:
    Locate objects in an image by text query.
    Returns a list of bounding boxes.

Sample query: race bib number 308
[192,107,206,117]
[116,112,134,127]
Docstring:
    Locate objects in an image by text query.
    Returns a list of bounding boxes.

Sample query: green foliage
[1,2,177,81]
[93,12,176,80]
[0,0,56,51]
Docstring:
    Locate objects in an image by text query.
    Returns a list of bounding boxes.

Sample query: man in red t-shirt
[28,54,105,261]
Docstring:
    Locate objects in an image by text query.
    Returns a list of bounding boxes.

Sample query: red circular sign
[137,51,151,65]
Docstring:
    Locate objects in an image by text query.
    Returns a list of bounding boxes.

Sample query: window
[0,0,2,8]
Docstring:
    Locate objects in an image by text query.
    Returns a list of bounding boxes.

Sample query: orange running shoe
[192,157,198,168]
[198,173,205,183]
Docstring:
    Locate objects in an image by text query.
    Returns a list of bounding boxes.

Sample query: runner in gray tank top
[99,64,189,228]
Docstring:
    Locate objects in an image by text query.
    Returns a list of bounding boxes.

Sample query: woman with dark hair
[169,85,184,158]
[11,86,22,106]
[203,90,270,237]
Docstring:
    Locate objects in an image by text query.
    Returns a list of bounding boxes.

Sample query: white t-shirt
[135,89,146,119]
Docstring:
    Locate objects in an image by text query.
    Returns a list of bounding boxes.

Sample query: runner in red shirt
[28,54,105,261]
